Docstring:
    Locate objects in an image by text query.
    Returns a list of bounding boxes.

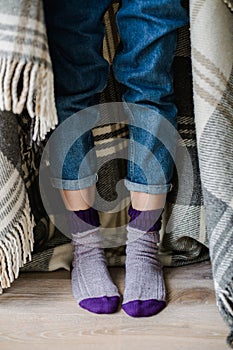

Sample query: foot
[72,228,120,314]
[122,228,166,317]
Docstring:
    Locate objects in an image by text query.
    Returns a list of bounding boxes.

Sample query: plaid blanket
[0,0,57,293]
[190,1,233,346]
[0,0,232,347]
[0,0,57,142]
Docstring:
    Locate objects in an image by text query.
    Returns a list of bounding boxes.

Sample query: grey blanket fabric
[0,0,232,347]
[190,1,233,346]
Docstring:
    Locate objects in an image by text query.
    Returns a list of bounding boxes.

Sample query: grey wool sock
[70,209,120,314]
[122,206,166,317]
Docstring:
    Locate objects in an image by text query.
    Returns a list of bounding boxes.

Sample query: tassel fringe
[223,0,233,12]
[227,330,233,348]
[216,281,233,348]
[0,58,58,143]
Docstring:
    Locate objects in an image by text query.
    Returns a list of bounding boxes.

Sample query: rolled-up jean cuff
[124,179,172,194]
[50,173,98,190]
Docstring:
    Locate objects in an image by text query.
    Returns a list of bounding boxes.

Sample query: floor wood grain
[0,261,229,350]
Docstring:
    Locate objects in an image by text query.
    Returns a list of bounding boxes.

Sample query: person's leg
[43,0,120,314]
[113,0,189,317]
[43,0,112,195]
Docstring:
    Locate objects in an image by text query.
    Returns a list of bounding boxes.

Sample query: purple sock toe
[122,299,166,317]
[79,296,120,314]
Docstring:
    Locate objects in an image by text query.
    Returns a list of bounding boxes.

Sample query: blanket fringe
[215,282,233,348]
[219,290,233,318]
[0,58,58,143]
[0,195,34,291]
[227,331,233,348]
[223,0,233,12]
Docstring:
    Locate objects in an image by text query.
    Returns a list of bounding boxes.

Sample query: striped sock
[70,207,120,314]
[122,205,166,317]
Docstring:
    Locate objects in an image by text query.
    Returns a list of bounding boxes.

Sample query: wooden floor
[0,261,229,350]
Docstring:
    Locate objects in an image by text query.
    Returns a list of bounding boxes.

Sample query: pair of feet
[71,227,166,317]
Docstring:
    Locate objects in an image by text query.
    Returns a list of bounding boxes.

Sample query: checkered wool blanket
[0,0,57,142]
[0,0,232,347]
[190,1,233,346]
[0,0,58,291]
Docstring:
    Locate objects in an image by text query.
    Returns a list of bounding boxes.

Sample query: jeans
[43,0,188,194]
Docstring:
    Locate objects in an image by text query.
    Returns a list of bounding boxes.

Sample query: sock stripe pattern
[71,207,100,233]
[128,205,163,232]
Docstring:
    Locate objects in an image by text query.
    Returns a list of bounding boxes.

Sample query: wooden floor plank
[0,262,229,350]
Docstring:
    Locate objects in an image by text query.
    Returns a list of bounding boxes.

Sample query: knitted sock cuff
[70,207,100,233]
[128,205,163,232]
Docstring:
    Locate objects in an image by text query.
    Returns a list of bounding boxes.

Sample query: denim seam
[124,178,172,194]
[123,100,135,180]
[50,173,98,190]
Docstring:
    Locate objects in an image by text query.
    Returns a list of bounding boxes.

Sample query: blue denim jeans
[44,0,188,194]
